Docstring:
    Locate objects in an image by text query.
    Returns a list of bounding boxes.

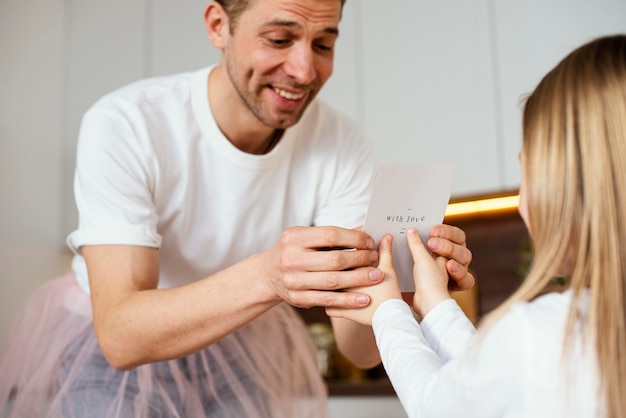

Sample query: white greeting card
[362,163,457,292]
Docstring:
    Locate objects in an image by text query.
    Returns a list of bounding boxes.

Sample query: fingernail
[369,269,383,281]
[407,228,418,237]
[429,238,441,250]
[356,295,369,305]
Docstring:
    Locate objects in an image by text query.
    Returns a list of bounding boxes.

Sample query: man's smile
[272,86,306,100]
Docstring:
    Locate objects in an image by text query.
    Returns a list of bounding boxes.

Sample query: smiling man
[211,0,339,133]
[0,1,473,417]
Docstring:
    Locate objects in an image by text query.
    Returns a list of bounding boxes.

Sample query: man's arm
[86,226,383,370]
[85,245,281,370]
[330,317,381,369]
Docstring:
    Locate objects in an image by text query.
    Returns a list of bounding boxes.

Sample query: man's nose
[283,44,316,85]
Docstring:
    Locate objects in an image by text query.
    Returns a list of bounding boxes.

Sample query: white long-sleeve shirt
[371,292,601,418]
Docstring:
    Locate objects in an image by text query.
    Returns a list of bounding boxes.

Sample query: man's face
[223,0,341,129]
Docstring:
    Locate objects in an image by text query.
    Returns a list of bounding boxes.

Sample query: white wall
[491,0,626,190]
[0,0,72,352]
[359,0,501,194]
[1,2,625,414]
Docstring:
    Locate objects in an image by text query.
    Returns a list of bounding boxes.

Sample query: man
[0,0,473,416]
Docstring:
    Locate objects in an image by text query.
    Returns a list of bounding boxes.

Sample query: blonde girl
[328,34,626,418]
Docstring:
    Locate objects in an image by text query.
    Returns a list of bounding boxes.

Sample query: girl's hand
[406,228,452,317]
[325,235,402,325]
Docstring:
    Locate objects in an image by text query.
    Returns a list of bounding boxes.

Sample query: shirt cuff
[372,299,413,331]
[420,298,463,332]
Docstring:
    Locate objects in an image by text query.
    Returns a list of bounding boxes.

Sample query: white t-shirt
[372,292,601,418]
[67,66,376,293]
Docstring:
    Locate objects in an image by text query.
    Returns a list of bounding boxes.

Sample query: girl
[327,34,626,418]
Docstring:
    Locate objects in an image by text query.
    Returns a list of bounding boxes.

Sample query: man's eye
[316,44,332,52]
[270,38,290,47]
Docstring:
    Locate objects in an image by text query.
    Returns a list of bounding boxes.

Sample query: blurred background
[2,1,626,416]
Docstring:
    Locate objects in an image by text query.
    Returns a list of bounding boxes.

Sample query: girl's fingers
[406,228,430,262]
[377,234,394,269]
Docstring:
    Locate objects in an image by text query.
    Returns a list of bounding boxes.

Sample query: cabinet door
[491,0,626,191]
[359,0,500,196]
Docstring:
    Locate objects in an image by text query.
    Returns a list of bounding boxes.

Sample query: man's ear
[204,2,229,49]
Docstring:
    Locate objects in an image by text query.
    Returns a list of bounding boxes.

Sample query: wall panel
[360,0,500,197]
[491,0,626,190]
[0,0,68,349]
[64,0,148,234]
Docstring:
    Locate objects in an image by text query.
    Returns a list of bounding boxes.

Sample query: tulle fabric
[0,273,328,417]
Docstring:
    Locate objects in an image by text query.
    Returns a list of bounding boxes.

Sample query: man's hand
[263,226,384,309]
[427,224,474,291]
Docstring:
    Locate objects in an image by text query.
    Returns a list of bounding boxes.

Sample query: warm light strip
[445,194,519,217]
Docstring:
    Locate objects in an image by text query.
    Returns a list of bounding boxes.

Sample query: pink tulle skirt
[0,273,328,417]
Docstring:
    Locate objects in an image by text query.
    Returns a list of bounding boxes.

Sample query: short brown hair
[214,0,347,33]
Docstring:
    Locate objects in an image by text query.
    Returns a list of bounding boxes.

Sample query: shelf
[327,377,396,397]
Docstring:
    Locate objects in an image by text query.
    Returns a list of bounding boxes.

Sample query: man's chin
[266,112,305,130]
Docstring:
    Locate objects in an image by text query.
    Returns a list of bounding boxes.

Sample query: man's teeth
[274,88,305,100]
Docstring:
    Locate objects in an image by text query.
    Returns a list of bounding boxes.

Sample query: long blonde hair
[483,34,626,418]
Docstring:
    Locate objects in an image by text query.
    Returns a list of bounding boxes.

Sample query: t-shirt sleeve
[313,113,376,229]
[67,101,162,252]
